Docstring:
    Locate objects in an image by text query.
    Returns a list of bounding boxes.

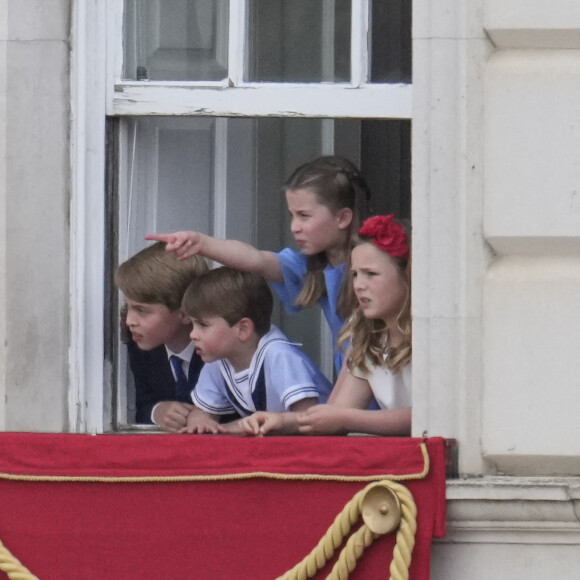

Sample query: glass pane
[113,116,410,424]
[119,117,215,256]
[359,119,411,218]
[371,0,412,83]
[123,0,229,81]
[248,0,351,82]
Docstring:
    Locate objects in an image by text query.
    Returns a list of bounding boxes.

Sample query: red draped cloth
[0,434,446,580]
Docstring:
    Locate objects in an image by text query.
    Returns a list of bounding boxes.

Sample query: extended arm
[299,406,411,437]
[297,366,411,436]
[145,231,283,283]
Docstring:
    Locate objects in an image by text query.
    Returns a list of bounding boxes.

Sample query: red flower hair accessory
[359,214,409,260]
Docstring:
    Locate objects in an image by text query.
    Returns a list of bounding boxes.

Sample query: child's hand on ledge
[153,402,194,433]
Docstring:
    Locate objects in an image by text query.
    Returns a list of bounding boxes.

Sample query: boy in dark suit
[115,242,208,431]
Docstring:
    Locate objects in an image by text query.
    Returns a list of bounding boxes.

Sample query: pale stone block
[3,0,69,41]
[413,38,464,320]
[413,316,486,476]
[0,39,6,431]
[482,257,580,473]
[4,40,69,431]
[431,543,580,580]
[485,0,580,48]
[414,0,485,41]
[413,37,491,319]
[485,51,580,255]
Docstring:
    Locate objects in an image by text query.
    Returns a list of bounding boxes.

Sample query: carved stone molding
[439,477,580,544]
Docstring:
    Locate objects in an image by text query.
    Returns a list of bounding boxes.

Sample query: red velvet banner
[0,434,446,580]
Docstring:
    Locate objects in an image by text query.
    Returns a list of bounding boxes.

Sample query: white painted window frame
[107,0,411,118]
[70,0,110,433]
[72,0,412,433]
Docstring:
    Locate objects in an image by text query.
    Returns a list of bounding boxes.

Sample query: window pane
[371,0,412,83]
[123,0,229,81]
[119,118,215,255]
[359,119,411,218]
[248,0,351,82]
[114,116,410,424]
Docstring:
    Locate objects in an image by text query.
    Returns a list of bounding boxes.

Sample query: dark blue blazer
[127,341,204,424]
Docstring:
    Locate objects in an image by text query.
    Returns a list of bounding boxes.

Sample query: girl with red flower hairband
[297,215,412,436]
[146,156,371,376]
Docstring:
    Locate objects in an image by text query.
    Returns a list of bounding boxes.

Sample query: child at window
[297,215,412,436]
[146,155,371,375]
[115,242,208,431]
[179,267,332,436]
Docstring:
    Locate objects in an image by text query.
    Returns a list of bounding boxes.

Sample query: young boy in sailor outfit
[179,267,332,436]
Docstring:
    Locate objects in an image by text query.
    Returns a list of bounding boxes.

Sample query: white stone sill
[439,477,580,544]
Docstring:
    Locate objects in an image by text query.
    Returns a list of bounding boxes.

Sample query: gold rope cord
[276,480,417,580]
[0,539,40,580]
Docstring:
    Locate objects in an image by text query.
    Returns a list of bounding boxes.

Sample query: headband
[358,214,409,260]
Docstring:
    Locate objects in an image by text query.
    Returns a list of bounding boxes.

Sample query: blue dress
[270,248,346,374]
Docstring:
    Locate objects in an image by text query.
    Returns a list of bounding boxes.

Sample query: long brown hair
[283,156,371,316]
[338,220,411,374]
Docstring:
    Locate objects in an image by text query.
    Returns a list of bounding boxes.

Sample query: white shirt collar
[165,341,195,365]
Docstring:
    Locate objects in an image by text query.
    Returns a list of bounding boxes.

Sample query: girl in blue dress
[147,156,371,374]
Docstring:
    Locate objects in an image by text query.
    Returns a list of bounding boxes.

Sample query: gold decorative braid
[0,443,429,484]
[0,539,40,580]
[276,480,417,580]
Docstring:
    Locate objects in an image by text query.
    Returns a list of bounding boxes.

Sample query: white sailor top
[192,325,332,417]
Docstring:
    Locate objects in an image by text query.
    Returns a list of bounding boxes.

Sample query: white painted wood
[228,0,245,85]
[111,83,412,118]
[71,0,108,433]
[351,0,370,86]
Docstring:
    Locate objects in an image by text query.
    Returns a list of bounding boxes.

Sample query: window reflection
[248,0,351,83]
[123,0,229,81]
[371,0,412,83]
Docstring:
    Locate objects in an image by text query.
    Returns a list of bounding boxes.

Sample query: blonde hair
[283,156,371,316]
[115,242,208,311]
[338,222,411,374]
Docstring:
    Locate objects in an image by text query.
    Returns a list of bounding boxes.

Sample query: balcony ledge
[439,476,580,544]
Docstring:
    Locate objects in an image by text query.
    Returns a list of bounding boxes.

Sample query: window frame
[72,0,413,433]
[107,0,412,118]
